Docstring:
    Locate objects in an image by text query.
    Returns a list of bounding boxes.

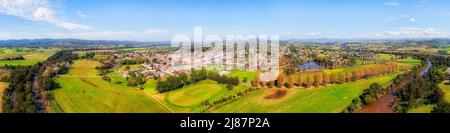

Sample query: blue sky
[1,0,450,41]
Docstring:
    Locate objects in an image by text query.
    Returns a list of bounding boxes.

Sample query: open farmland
[228,70,260,82]
[209,73,398,113]
[440,83,450,103]
[51,60,169,113]
[0,48,58,66]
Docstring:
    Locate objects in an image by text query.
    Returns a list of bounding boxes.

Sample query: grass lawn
[228,70,260,82]
[440,83,450,102]
[376,54,397,60]
[67,60,102,76]
[0,48,58,67]
[408,105,435,113]
[142,79,158,94]
[209,73,398,113]
[396,57,421,67]
[152,80,250,113]
[93,55,109,60]
[0,82,8,112]
[51,60,169,113]
[322,64,375,74]
[119,64,140,72]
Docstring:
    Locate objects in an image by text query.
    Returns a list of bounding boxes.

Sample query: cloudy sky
[1,0,450,41]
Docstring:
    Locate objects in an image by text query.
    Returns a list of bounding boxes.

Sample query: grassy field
[66,60,102,76]
[440,83,450,102]
[119,64,140,72]
[323,58,419,75]
[406,80,449,113]
[396,57,422,67]
[0,82,8,112]
[152,80,250,113]
[209,73,398,113]
[322,64,376,74]
[51,60,169,113]
[93,55,110,60]
[0,48,58,66]
[408,105,435,113]
[228,70,260,82]
[376,54,398,60]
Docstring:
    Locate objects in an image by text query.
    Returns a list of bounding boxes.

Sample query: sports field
[152,80,250,112]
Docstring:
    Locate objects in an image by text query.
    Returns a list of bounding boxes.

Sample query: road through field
[143,91,175,113]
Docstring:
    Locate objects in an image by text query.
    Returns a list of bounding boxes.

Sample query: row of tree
[200,87,260,112]
[0,55,25,61]
[156,68,239,93]
[252,63,402,89]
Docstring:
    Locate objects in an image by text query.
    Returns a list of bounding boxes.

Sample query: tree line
[342,83,386,113]
[2,50,76,113]
[395,65,446,113]
[156,68,239,93]
[252,62,402,89]
[0,55,25,61]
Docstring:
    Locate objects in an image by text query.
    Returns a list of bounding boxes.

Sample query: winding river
[359,60,432,113]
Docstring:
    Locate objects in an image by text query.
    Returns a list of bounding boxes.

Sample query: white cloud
[57,22,91,30]
[33,7,54,21]
[384,1,400,6]
[143,29,168,34]
[0,0,91,30]
[387,14,408,21]
[299,28,450,39]
[409,17,416,22]
[48,29,169,41]
[378,27,448,38]
[48,31,135,40]
[307,32,322,36]
[0,32,13,39]
[386,15,417,23]
[76,11,90,18]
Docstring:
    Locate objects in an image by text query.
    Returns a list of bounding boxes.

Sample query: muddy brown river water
[359,61,432,113]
